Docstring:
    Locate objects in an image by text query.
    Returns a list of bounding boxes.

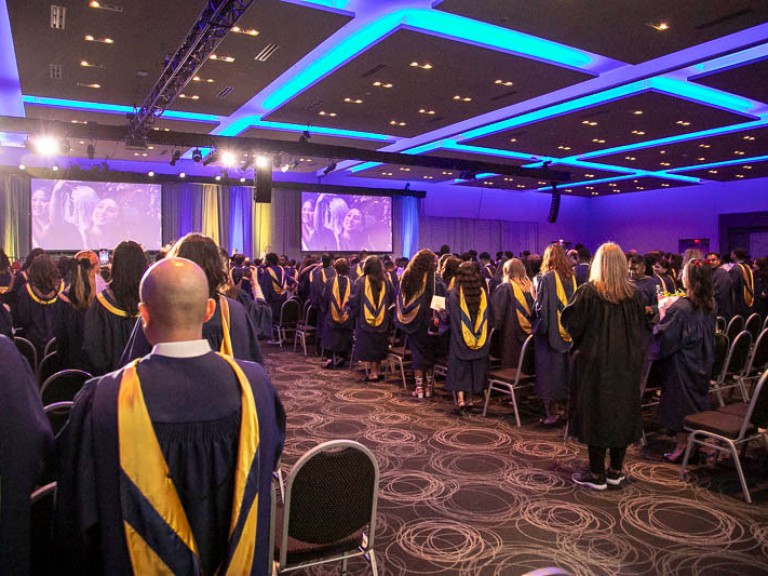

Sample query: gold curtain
[251,202,271,258]
[0,175,31,261]
[201,184,220,244]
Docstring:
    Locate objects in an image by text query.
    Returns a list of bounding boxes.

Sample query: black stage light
[170,149,181,166]
[547,183,561,224]
[253,162,272,203]
[323,161,337,176]
[192,148,203,162]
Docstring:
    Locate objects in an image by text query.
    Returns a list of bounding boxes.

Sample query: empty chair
[14,336,38,377]
[44,401,74,436]
[273,298,301,348]
[273,440,379,575]
[726,315,744,344]
[482,334,536,427]
[40,369,92,406]
[38,351,62,387]
[681,368,768,504]
[293,303,318,356]
[745,313,762,343]
[711,331,752,406]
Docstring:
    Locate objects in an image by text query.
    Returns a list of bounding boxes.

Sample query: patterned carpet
[262,346,768,576]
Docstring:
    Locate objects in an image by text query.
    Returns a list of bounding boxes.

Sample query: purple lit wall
[585,177,768,253]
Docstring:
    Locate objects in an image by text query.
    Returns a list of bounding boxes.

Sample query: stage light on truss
[255,155,270,170]
[323,161,337,175]
[28,135,61,157]
[170,149,181,166]
[179,172,186,178]
[221,150,238,168]
[192,148,203,162]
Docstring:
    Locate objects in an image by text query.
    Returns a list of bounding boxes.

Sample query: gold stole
[554,271,576,343]
[267,267,286,296]
[509,281,532,335]
[396,273,427,326]
[219,296,234,356]
[363,276,385,327]
[118,353,260,574]
[26,283,58,305]
[459,287,488,350]
[738,263,755,307]
[330,276,350,324]
[96,291,136,318]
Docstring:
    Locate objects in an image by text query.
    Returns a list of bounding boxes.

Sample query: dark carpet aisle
[262,347,768,576]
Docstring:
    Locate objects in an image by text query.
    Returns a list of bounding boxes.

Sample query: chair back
[14,336,38,375]
[712,332,729,380]
[488,327,502,364]
[747,329,768,376]
[715,316,727,334]
[745,313,762,342]
[726,315,744,343]
[305,303,318,327]
[44,401,74,436]
[40,369,92,406]
[742,368,768,433]
[725,331,752,378]
[279,297,301,327]
[519,334,536,377]
[281,440,378,564]
[38,351,63,386]
[30,482,57,576]
[43,337,57,358]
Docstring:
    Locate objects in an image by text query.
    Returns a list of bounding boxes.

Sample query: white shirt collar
[150,339,211,358]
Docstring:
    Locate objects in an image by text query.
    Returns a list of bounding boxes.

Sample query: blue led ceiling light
[254,119,392,141]
[670,154,768,173]
[348,161,383,173]
[0,0,24,117]
[21,95,222,123]
[283,0,353,12]
[684,43,768,78]
[650,76,758,115]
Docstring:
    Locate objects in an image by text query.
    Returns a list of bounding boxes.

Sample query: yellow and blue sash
[509,281,532,335]
[363,276,386,327]
[738,263,755,307]
[396,273,427,326]
[219,296,234,357]
[0,273,13,294]
[26,283,58,305]
[118,353,260,575]
[267,267,286,296]
[96,291,137,318]
[459,287,488,350]
[330,276,350,324]
[554,271,576,343]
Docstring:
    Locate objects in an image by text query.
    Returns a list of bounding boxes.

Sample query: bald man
[56,258,285,575]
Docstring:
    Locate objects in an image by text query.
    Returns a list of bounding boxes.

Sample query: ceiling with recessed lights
[1,0,768,197]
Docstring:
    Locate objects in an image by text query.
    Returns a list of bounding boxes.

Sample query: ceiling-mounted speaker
[253,165,272,203]
[547,183,560,223]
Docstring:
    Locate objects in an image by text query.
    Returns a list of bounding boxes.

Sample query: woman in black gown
[56,251,99,371]
[653,258,715,462]
[491,258,534,369]
[563,242,648,491]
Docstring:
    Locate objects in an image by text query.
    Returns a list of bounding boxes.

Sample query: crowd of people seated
[1,235,767,573]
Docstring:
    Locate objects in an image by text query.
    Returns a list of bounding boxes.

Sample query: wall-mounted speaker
[253,167,272,203]
[547,183,560,223]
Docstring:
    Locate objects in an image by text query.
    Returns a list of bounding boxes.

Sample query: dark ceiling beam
[127,0,256,140]
[0,116,571,182]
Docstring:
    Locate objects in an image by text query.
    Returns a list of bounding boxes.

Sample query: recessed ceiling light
[557,145,571,150]
[631,130,646,135]
[624,156,636,161]
[418,108,436,115]
[647,22,670,31]
[424,175,434,180]
[410,61,432,70]
[698,143,710,148]
[517,184,526,189]
[584,173,594,178]
[592,138,606,144]
[76,82,102,89]
[708,169,718,174]
[318,110,337,117]
[509,138,517,143]
[89,1,123,12]
[744,165,753,170]
[230,26,259,36]
[372,81,393,88]
[80,60,105,68]
[343,97,363,104]
[633,110,644,115]
[591,191,599,196]
[179,172,186,178]
[179,94,200,100]
[742,135,755,141]
[661,183,670,187]
[192,76,215,83]
[240,177,247,183]
[734,150,745,155]
[209,54,235,63]
[696,157,706,161]
[494,79,514,87]
[441,171,453,176]
[581,120,598,127]
[389,120,406,126]
[659,150,667,154]
[215,175,222,181]
[147,171,155,177]
[84,34,114,44]
[452,95,472,102]
[398,167,411,172]
[381,171,393,176]
[735,174,745,178]
[660,162,671,167]
[675,120,690,126]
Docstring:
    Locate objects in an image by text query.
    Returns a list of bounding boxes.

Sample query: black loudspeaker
[253,167,272,203]
[547,184,560,223]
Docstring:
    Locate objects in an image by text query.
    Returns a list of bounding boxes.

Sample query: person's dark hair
[438,244,451,256]
[504,251,514,260]
[22,248,45,271]
[441,256,462,287]
[70,254,96,311]
[684,259,714,313]
[231,253,246,267]
[542,244,573,279]
[362,255,384,298]
[265,252,279,266]
[57,256,73,285]
[705,252,720,260]
[110,241,147,315]
[630,253,652,276]
[28,254,59,295]
[0,248,10,272]
[168,233,226,299]
[754,257,768,284]
[576,245,591,261]
[321,253,333,268]
[455,261,484,317]
[479,252,491,262]
[526,253,542,278]
[334,257,350,276]
[732,247,748,262]
[401,249,435,301]
[668,253,683,275]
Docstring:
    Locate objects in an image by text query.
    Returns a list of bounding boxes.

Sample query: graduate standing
[56,257,285,575]
[319,258,354,368]
[562,243,647,491]
[491,258,534,368]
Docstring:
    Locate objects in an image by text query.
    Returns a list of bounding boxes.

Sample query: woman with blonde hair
[491,258,534,368]
[562,242,648,490]
[533,244,577,425]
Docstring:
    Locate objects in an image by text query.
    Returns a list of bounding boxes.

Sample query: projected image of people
[301,192,392,253]
[30,179,162,251]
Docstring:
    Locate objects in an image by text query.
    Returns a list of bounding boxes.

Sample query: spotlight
[192,148,203,162]
[29,135,61,157]
[148,170,155,177]
[87,143,95,160]
[18,163,26,170]
[215,175,222,181]
[323,161,337,176]
[280,159,299,173]
[255,155,270,170]
[52,165,59,172]
[179,172,186,178]
[202,151,218,166]
[170,149,181,166]
[220,150,237,168]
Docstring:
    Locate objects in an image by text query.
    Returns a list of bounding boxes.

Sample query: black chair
[273,440,379,575]
[273,298,301,348]
[38,351,63,387]
[711,332,730,381]
[726,315,744,344]
[40,369,92,406]
[43,337,57,359]
[681,368,768,504]
[30,482,57,576]
[482,334,536,427]
[745,313,763,344]
[14,336,38,378]
[387,333,410,389]
[744,329,768,395]
[44,401,74,436]
[711,331,752,406]
[715,316,727,334]
[294,303,318,356]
